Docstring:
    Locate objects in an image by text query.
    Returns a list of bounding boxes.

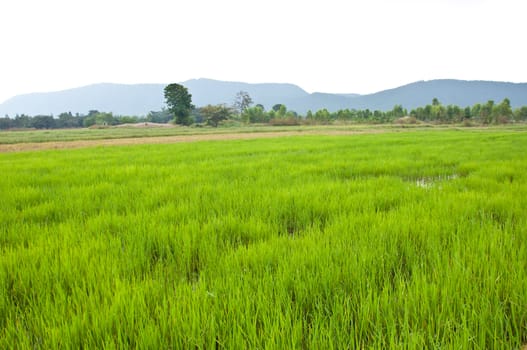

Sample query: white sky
[0,0,526,103]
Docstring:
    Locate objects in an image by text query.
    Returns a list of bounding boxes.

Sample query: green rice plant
[1,129,526,348]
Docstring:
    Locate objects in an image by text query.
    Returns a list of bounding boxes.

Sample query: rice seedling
[1,129,526,348]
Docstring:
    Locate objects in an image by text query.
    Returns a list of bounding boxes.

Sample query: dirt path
[0,130,382,153]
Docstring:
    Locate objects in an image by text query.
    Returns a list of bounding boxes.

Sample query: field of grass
[0,125,250,144]
[4,123,526,145]
[1,129,526,348]
[0,124,357,144]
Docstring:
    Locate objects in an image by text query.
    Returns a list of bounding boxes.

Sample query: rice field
[1,129,526,348]
[0,124,378,145]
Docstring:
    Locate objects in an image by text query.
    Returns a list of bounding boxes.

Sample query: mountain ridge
[1,79,527,116]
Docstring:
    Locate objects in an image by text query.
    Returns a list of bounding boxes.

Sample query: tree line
[1,83,527,130]
[0,109,173,130]
[163,83,527,127]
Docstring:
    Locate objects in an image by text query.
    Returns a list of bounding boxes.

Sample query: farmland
[0,124,428,145]
[1,128,526,348]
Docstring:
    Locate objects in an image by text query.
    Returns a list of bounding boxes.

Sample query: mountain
[1,79,527,117]
[350,80,527,111]
[0,83,165,117]
[183,79,309,107]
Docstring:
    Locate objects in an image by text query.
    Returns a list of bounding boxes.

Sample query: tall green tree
[164,83,194,125]
[277,104,287,118]
[480,100,494,124]
[464,106,472,119]
[493,98,513,123]
[390,105,406,119]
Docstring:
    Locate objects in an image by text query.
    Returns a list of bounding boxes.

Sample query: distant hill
[0,83,165,117]
[351,80,527,111]
[183,79,309,107]
[1,78,526,116]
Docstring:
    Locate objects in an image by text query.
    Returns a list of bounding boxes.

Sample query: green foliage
[464,106,472,119]
[233,91,253,116]
[164,83,194,125]
[146,109,172,124]
[242,105,269,124]
[199,104,232,127]
[408,97,520,125]
[314,108,331,124]
[389,104,406,119]
[95,112,115,126]
[272,103,284,112]
[31,115,55,129]
[481,100,495,124]
[277,104,287,118]
[0,95,526,131]
[115,115,140,125]
[57,112,83,128]
[0,117,13,129]
[514,106,527,121]
[1,130,527,348]
[493,98,513,124]
[12,115,32,128]
[268,105,300,125]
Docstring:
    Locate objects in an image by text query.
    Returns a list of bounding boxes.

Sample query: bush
[269,117,301,126]
[394,116,417,125]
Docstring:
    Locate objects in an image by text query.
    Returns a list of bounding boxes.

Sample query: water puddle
[414,174,458,188]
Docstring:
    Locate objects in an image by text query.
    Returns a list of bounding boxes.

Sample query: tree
[471,103,481,120]
[234,91,253,116]
[272,104,284,112]
[83,115,96,127]
[57,112,81,128]
[13,114,31,128]
[480,100,494,124]
[0,117,13,130]
[464,106,472,119]
[243,105,268,123]
[390,105,405,119]
[116,115,140,125]
[199,104,232,127]
[164,83,194,125]
[95,112,115,126]
[514,106,527,121]
[31,115,55,129]
[493,98,512,123]
[147,109,172,123]
[315,109,331,124]
[277,104,287,118]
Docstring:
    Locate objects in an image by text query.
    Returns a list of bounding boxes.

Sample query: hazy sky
[1,0,526,103]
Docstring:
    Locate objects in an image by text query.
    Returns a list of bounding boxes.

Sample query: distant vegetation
[0,98,525,130]
[2,79,527,116]
[1,84,527,130]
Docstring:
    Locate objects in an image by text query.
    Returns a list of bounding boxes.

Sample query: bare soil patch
[0,129,383,153]
[114,122,176,128]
